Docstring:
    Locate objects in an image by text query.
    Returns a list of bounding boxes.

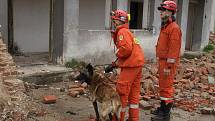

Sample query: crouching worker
[106,9,144,121]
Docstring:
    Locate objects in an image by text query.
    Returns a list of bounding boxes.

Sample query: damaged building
[0,0,215,64]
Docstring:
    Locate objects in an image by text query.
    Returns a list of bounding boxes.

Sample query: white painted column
[142,0,149,29]
[152,0,162,35]
[105,0,111,29]
[201,0,213,50]
[117,0,129,11]
[0,0,8,43]
[179,0,189,54]
[64,0,79,61]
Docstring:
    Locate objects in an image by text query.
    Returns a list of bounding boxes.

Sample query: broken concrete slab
[200,107,214,115]
[208,76,215,84]
[183,51,204,59]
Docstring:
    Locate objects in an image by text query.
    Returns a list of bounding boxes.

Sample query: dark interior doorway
[129,1,143,29]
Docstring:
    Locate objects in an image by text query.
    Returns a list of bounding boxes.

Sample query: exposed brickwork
[0,33,17,78]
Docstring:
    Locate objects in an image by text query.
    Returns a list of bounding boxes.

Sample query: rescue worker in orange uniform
[107,9,144,121]
[151,1,182,121]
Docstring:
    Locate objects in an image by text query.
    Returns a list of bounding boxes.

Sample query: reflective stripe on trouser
[158,60,177,103]
[116,67,142,121]
[129,104,139,121]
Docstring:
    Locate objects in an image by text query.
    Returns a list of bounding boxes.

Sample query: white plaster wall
[78,30,115,65]
[133,30,158,59]
[0,0,8,43]
[73,30,158,65]
[13,0,50,52]
[79,0,106,30]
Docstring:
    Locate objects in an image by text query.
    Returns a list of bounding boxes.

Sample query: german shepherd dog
[75,64,121,121]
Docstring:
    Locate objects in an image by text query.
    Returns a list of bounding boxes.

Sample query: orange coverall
[156,21,182,103]
[113,23,144,121]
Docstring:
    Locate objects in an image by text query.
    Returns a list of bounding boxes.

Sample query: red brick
[43,95,57,104]
[11,71,18,75]
[186,68,193,72]
[68,91,80,97]
[140,95,151,101]
[68,84,80,89]
[68,87,85,94]
[0,67,5,72]
[3,72,11,76]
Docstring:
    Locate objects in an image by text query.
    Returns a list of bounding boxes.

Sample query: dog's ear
[86,63,94,76]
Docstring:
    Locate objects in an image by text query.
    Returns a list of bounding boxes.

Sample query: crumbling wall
[0,32,41,120]
[0,33,17,78]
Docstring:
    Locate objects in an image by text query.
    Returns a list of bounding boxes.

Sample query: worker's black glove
[104,64,114,73]
[104,60,118,73]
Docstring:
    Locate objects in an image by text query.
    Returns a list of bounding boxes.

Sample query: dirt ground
[24,80,215,121]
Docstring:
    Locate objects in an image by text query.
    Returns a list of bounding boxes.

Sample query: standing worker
[106,9,144,121]
[151,1,182,121]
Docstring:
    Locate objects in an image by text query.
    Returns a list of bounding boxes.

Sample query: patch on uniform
[134,38,140,44]
[119,35,124,41]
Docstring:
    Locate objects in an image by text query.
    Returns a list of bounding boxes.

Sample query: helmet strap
[161,14,172,27]
[161,14,170,23]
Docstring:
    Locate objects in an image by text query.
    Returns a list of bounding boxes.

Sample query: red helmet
[111,10,128,23]
[158,0,177,13]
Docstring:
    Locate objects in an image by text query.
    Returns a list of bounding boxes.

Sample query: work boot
[151,103,173,121]
[151,100,166,115]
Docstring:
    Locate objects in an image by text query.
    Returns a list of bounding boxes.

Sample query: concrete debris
[200,107,214,115]
[208,76,215,84]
